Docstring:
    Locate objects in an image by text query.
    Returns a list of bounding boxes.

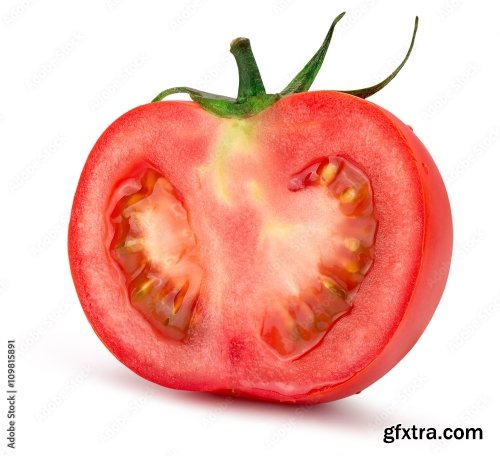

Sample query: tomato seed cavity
[261,156,376,359]
[110,168,203,340]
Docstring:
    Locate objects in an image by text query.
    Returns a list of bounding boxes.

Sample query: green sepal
[339,17,419,99]
[151,86,235,103]
[152,86,279,118]
[280,12,346,96]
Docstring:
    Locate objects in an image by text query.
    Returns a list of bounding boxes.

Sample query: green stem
[230,38,266,102]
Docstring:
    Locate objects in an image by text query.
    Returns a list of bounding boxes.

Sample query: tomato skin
[69,91,452,404]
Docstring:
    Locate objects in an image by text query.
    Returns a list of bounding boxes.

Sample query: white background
[1,0,499,455]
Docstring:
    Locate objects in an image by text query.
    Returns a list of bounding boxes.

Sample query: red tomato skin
[69,91,452,404]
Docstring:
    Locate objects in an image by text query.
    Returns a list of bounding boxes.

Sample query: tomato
[68,14,452,403]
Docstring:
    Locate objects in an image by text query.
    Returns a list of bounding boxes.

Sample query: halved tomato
[68,13,452,403]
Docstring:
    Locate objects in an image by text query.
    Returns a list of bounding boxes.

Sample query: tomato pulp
[69,15,452,403]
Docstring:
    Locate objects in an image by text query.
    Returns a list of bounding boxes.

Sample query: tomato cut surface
[69,89,452,403]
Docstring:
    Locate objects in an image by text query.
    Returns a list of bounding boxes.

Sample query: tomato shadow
[98,363,391,431]
[178,390,385,431]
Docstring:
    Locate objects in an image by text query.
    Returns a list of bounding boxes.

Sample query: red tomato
[68,14,452,403]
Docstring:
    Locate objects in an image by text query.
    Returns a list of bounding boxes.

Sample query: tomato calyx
[152,13,418,118]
